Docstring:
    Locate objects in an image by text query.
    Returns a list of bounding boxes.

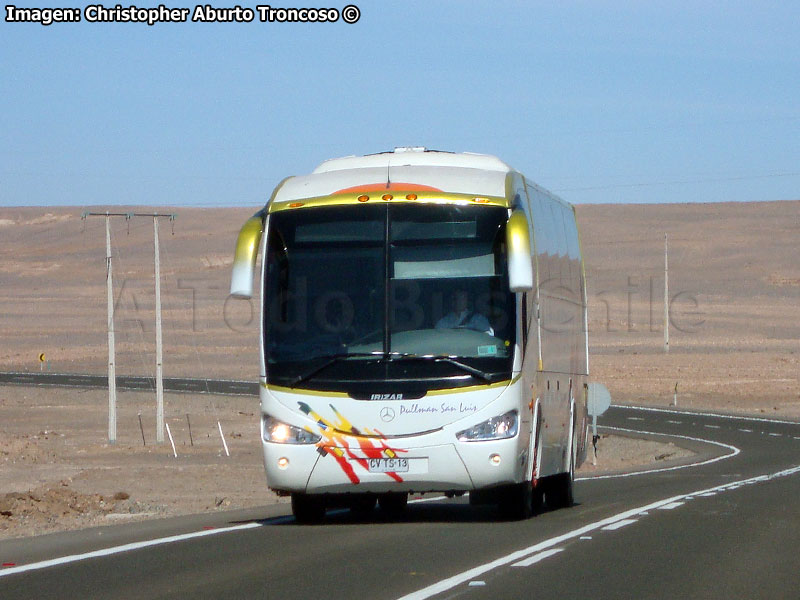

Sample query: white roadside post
[165,421,177,458]
[217,421,230,457]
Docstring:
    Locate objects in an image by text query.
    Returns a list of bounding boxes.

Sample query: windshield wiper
[388,354,495,384]
[288,352,495,388]
[288,352,384,388]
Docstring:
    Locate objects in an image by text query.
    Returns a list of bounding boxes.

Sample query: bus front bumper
[262,435,525,495]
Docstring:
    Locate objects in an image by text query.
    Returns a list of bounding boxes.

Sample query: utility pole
[153,216,164,443]
[83,211,132,443]
[83,211,175,444]
[105,214,117,443]
[664,233,669,353]
[133,213,175,444]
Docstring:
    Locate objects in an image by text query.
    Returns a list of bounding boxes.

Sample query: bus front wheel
[291,493,326,524]
[498,483,536,520]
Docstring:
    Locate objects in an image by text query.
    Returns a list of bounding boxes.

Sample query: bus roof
[313,148,513,174]
[270,148,515,209]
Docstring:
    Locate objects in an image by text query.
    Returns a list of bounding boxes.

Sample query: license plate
[367,458,409,473]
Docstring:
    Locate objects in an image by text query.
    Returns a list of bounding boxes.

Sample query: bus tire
[545,472,573,509]
[378,492,408,516]
[291,493,325,524]
[545,443,575,509]
[498,483,533,520]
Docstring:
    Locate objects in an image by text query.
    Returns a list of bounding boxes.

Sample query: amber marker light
[406,193,418,200]
[288,202,304,208]
[382,194,393,201]
[357,195,369,202]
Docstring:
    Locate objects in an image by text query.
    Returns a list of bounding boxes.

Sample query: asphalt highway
[0,371,259,395]
[2,404,799,600]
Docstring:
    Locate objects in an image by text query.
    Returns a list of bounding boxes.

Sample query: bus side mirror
[506,210,534,293]
[230,212,265,299]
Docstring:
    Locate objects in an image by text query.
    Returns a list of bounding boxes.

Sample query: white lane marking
[409,495,453,504]
[580,536,592,540]
[739,429,753,433]
[658,502,684,510]
[704,425,721,429]
[769,433,782,437]
[0,522,262,578]
[666,420,682,424]
[511,548,564,568]
[614,404,800,426]
[602,519,637,531]
[576,426,740,481]
[396,464,800,600]
[0,412,781,581]
[467,581,485,587]
[627,417,644,421]
[0,493,451,576]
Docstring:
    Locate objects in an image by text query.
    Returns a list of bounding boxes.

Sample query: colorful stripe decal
[298,401,407,484]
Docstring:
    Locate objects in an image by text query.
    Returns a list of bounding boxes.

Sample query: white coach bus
[231,148,589,522]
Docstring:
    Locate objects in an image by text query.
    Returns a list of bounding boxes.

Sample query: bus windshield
[264,203,516,394]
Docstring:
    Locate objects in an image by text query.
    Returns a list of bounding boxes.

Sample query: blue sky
[2,1,798,206]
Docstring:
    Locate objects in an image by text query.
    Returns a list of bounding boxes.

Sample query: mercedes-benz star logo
[380,406,396,422]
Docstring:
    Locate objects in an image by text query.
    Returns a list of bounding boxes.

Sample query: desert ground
[1,200,797,539]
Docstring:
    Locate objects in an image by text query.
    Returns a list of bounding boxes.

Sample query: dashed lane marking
[511,548,564,568]
[602,519,637,531]
[396,464,800,600]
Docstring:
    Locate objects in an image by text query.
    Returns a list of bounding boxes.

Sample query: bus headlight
[262,415,321,444]
[456,410,519,442]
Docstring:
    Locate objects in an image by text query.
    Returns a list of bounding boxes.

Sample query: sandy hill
[1,201,798,416]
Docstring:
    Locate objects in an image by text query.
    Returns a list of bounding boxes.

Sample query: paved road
[2,405,799,600]
[0,371,259,395]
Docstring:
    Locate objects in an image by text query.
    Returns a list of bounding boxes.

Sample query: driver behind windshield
[435,289,494,335]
